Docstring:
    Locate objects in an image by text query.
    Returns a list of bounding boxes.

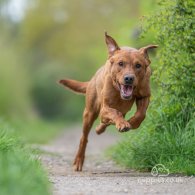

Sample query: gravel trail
[37,125,195,195]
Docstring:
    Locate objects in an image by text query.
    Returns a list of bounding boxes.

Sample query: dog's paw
[116,120,131,133]
[73,156,84,172]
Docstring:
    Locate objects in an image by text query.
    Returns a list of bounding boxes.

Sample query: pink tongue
[122,85,133,96]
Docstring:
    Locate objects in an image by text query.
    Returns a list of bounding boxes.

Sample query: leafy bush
[0,121,51,195]
[110,0,195,175]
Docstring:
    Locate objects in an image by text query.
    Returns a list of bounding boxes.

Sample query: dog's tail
[59,79,88,95]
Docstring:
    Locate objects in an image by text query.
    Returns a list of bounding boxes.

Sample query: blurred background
[0,0,158,142]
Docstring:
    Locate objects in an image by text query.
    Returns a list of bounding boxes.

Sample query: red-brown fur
[59,33,158,171]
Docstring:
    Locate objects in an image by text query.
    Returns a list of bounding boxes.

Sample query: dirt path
[37,125,195,195]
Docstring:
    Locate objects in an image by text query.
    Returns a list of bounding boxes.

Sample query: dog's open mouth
[119,84,133,100]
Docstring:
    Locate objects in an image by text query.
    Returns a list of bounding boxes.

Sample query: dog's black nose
[124,75,134,84]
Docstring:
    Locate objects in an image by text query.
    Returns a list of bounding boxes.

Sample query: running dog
[59,33,157,171]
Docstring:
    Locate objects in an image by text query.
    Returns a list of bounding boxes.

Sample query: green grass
[108,111,195,175]
[8,118,65,144]
[0,122,51,195]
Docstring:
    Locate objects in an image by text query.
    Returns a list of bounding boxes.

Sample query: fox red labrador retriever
[59,33,157,171]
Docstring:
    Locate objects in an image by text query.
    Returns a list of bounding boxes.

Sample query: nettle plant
[144,0,195,131]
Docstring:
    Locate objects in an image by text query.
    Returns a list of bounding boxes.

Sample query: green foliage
[9,118,64,144]
[111,0,195,175]
[145,0,195,132]
[30,63,84,120]
[0,40,32,118]
[0,122,50,195]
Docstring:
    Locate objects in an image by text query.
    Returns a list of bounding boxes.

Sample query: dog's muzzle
[119,84,133,100]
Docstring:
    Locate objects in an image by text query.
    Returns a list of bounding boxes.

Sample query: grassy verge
[0,121,51,195]
[0,122,50,195]
[8,118,65,144]
[108,106,195,175]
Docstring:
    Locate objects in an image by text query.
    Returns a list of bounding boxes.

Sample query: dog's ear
[105,32,120,57]
[139,45,158,64]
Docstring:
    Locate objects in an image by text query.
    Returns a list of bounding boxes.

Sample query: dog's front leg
[128,96,150,129]
[100,106,131,132]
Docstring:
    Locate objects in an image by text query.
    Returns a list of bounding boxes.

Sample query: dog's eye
[135,64,141,69]
[118,61,124,67]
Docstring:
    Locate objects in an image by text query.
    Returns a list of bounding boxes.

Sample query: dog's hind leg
[73,108,97,171]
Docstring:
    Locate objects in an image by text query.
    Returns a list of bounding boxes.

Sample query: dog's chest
[110,99,134,115]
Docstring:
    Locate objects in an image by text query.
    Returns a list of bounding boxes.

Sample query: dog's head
[105,32,158,100]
